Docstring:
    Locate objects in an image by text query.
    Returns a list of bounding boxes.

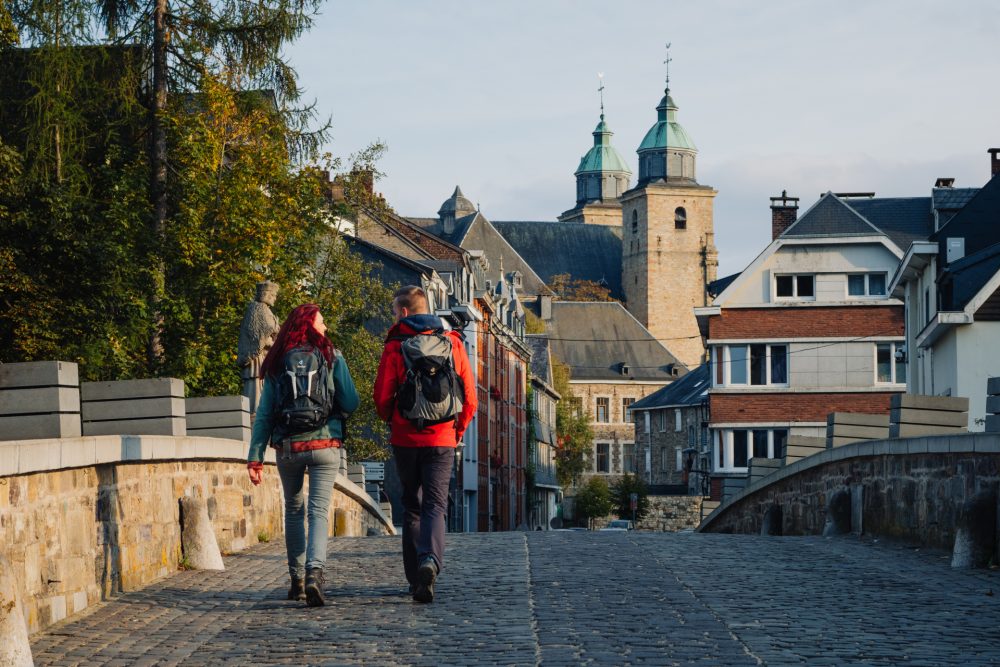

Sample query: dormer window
[674,207,687,230]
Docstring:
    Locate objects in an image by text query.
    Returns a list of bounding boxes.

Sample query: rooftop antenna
[663,42,672,94]
[597,72,605,119]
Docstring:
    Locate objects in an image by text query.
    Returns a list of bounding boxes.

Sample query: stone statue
[237,281,280,415]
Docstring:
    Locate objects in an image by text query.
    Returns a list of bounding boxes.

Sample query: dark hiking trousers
[392,445,454,586]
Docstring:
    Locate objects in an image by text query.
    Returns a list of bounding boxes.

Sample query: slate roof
[932,187,979,211]
[457,216,551,297]
[932,174,1000,258]
[526,335,554,387]
[629,364,709,411]
[546,302,684,381]
[941,242,1000,311]
[347,236,433,336]
[492,221,624,300]
[845,197,934,251]
[708,272,740,298]
[782,193,885,239]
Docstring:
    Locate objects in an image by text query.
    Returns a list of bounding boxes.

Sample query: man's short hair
[393,285,429,314]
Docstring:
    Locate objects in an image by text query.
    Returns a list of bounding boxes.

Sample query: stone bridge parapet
[698,433,1000,556]
[0,435,393,636]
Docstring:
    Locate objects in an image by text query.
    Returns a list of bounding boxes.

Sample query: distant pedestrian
[247,304,359,607]
[374,286,477,603]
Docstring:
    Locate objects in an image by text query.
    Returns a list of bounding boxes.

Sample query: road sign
[361,462,385,482]
[629,492,638,511]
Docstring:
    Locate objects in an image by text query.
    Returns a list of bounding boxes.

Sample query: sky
[286,1,1000,276]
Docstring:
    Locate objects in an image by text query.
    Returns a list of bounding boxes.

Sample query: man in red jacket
[374,285,477,603]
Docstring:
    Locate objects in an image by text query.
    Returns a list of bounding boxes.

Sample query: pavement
[29,531,1000,666]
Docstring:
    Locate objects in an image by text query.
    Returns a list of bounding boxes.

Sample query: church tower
[621,61,718,368]
[559,80,632,225]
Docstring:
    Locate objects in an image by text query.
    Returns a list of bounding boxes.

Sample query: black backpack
[273,347,336,436]
[395,331,464,430]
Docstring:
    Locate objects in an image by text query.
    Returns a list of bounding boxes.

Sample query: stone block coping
[698,432,1000,532]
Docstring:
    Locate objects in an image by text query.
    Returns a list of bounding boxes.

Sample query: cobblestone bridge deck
[30,532,1000,666]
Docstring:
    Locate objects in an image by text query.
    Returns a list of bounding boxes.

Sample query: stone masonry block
[988,376,1000,396]
[0,360,79,389]
[985,396,1000,414]
[186,396,249,413]
[80,378,184,401]
[186,426,249,442]
[890,407,968,427]
[0,443,18,476]
[0,413,81,440]
[59,438,97,469]
[890,393,969,412]
[82,397,185,422]
[971,434,1000,453]
[0,386,80,416]
[986,415,1000,433]
[827,412,890,427]
[827,424,890,439]
[186,411,250,429]
[891,423,966,438]
[787,435,827,448]
[83,418,186,438]
[17,440,61,474]
[829,435,868,448]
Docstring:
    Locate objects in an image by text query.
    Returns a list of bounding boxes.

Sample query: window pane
[773,430,788,459]
[623,444,635,473]
[733,431,748,468]
[876,343,892,382]
[869,273,886,296]
[660,446,669,472]
[729,345,748,384]
[752,430,769,459]
[776,275,793,297]
[714,346,724,385]
[797,275,815,297]
[597,443,609,473]
[750,344,767,385]
[895,345,907,384]
[596,397,609,423]
[770,345,788,384]
[848,274,865,296]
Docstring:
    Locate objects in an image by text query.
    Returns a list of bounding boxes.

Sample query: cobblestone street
[30,532,1000,666]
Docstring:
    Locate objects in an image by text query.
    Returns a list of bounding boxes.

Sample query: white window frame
[595,396,610,423]
[660,446,669,472]
[622,397,636,424]
[659,410,667,432]
[874,342,907,385]
[675,447,683,472]
[713,428,789,472]
[773,273,816,302]
[847,272,888,298]
[643,412,650,434]
[622,442,637,474]
[674,409,682,432]
[721,344,789,387]
[595,441,611,473]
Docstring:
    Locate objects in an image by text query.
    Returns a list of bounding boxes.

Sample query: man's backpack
[395,331,464,430]
[273,347,336,436]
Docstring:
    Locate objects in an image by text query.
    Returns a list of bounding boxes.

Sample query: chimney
[934,177,955,188]
[989,148,1000,178]
[770,190,799,240]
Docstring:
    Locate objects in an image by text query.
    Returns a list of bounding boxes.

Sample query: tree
[573,476,612,528]
[547,273,617,302]
[611,474,651,523]
[552,358,593,487]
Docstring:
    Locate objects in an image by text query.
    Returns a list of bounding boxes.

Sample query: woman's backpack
[395,332,464,430]
[273,347,336,436]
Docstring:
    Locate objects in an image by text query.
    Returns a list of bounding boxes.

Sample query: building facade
[526,335,561,530]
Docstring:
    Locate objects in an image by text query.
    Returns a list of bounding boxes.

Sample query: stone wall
[638,495,703,532]
[699,433,1000,551]
[571,380,660,480]
[0,435,393,635]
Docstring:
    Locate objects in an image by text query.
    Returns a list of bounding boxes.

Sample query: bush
[611,474,650,522]
[573,477,613,528]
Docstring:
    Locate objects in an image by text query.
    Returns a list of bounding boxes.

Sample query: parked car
[599,519,634,532]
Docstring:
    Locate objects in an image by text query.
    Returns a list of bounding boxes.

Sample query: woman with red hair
[247,303,359,607]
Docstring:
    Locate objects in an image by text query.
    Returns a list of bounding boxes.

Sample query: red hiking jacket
[373,316,478,448]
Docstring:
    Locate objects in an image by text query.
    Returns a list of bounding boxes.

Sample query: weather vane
[597,72,605,118]
[664,42,672,92]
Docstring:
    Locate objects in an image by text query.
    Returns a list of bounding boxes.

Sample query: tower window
[675,207,687,230]
[631,210,638,234]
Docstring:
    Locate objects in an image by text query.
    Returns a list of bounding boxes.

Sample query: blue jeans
[276,446,341,578]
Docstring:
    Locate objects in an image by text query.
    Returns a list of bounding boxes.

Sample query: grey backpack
[395,332,464,430]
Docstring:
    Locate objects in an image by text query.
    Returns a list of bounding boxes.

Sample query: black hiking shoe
[288,576,306,601]
[304,568,326,607]
[413,557,437,604]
